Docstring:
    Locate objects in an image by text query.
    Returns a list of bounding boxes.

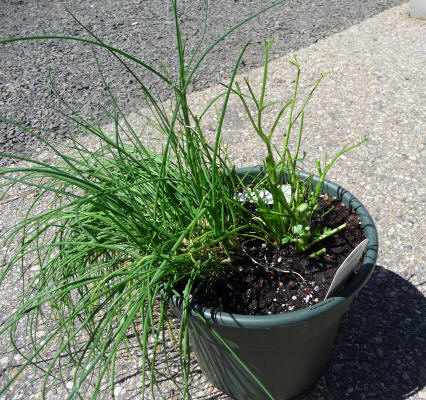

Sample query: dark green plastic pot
[171,168,378,400]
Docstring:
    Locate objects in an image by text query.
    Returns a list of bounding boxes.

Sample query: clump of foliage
[0,1,365,398]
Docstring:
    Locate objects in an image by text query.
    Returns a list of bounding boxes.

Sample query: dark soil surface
[192,195,365,315]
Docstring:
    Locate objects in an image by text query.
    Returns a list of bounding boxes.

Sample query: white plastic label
[325,238,369,299]
[237,184,292,204]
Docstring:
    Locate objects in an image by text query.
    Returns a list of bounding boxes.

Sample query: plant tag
[237,184,291,204]
[325,238,369,299]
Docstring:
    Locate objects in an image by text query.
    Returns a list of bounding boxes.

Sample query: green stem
[305,223,347,251]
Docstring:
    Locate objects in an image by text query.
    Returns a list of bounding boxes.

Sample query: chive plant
[0,0,366,398]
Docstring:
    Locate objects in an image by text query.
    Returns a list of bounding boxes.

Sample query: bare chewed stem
[233,45,367,253]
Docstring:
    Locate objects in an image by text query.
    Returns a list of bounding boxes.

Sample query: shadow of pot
[293,265,426,399]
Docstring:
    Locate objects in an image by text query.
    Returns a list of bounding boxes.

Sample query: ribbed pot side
[171,168,378,400]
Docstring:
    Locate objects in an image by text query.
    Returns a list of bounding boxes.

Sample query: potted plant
[0,1,378,399]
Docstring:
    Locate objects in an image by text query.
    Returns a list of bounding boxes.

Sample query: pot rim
[171,167,378,329]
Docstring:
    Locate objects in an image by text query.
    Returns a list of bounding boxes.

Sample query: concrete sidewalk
[1,3,425,399]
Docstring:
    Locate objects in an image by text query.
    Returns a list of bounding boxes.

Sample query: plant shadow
[293,265,426,400]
